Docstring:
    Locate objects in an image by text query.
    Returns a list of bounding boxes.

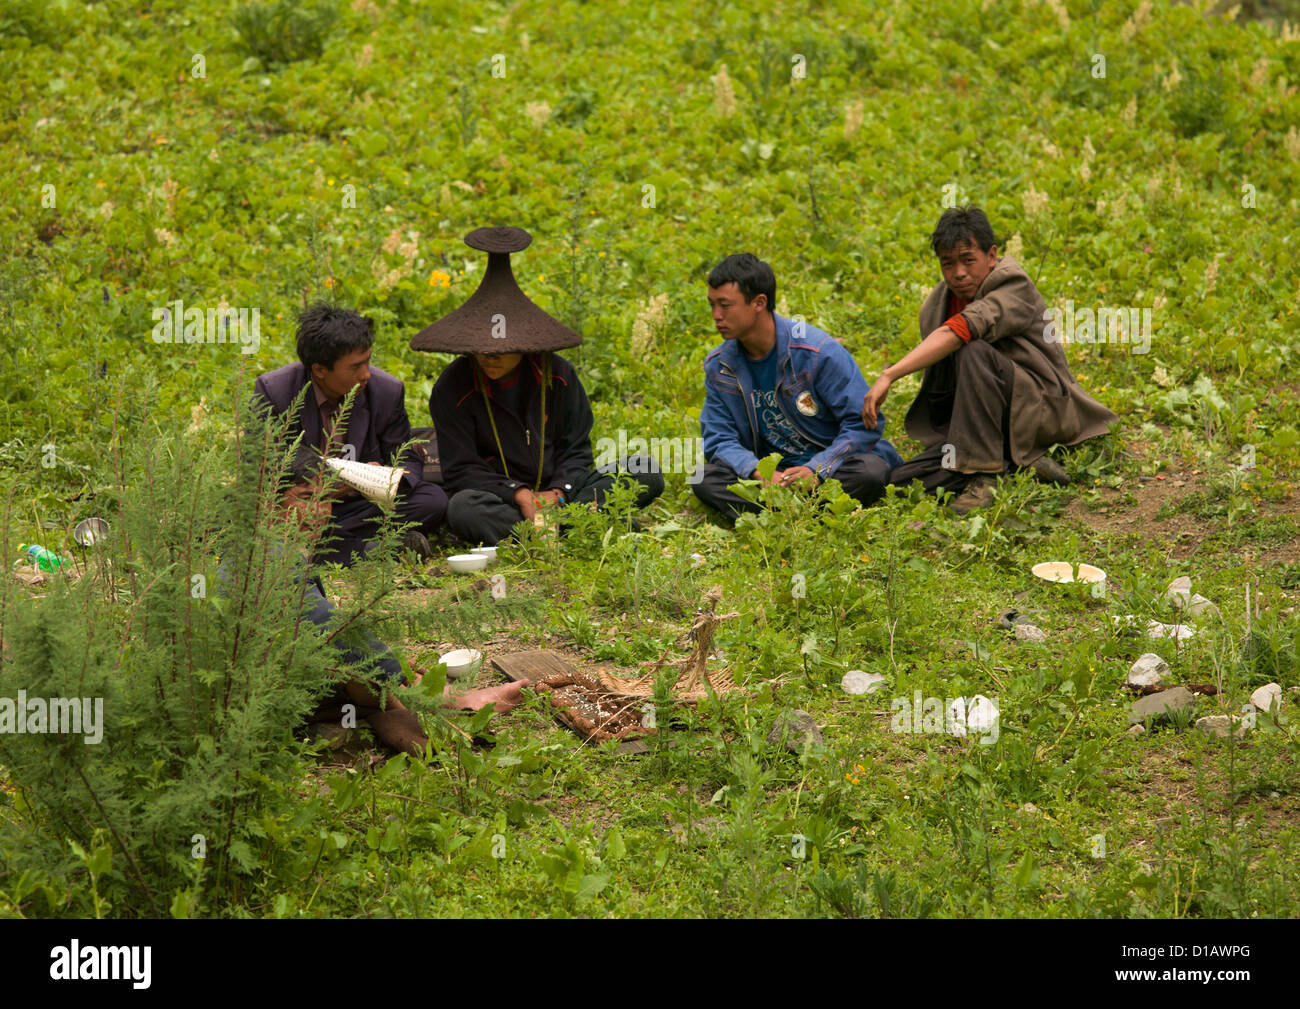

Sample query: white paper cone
[323,457,403,506]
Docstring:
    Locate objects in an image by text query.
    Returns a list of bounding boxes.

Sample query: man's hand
[862,373,893,432]
[751,468,783,485]
[513,487,536,520]
[862,327,964,430]
[778,465,818,488]
[535,489,564,507]
[280,481,330,528]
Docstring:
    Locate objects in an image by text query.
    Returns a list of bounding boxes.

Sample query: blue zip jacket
[700,313,902,479]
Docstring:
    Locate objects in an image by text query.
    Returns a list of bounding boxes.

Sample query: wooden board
[490,649,579,683]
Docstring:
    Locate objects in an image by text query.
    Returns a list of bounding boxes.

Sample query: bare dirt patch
[1062,436,1300,563]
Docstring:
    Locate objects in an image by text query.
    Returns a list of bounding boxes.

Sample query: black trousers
[692,453,893,522]
[445,456,665,546]
[314,481,449,566]
[889,340,1014,494]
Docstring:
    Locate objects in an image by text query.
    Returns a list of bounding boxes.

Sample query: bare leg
[342,676,533,757]
[447,678,531,713]
[344,680,428,757]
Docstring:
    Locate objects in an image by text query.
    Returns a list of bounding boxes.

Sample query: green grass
[2,0,1299,917]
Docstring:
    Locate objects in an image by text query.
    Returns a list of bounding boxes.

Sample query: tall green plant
[0,380,375,916]
[231,0,339,67]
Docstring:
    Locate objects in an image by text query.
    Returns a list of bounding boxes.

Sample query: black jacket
[430,354,594,504]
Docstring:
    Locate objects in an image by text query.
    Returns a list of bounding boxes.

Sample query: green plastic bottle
[19,544,65,571]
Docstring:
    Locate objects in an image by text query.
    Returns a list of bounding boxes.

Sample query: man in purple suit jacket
[252,303,447,565]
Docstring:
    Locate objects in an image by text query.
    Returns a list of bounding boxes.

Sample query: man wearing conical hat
[866,207,1118,514]
[415,227,664,546]
[253,303,448,564]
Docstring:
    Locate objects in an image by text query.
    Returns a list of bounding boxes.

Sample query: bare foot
[364,706,430,758]
[447,678,531,714]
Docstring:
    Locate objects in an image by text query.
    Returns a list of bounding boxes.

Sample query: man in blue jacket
[694,253,902,521]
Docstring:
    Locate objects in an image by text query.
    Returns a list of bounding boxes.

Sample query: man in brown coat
[863,207,1117,513]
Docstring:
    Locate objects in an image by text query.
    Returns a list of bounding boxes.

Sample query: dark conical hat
[410,226,582,354]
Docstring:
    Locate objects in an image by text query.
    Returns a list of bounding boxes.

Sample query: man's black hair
[707,253,776,311]
[930,206,998,256]
[295,302,375,370]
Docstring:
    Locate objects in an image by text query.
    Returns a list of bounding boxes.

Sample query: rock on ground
[841,669,886,695]
[767,709,824,752]
[1165,577,1219,618]
[1129,685,1195,726]
[1250,682,1282,714]
[1014,623,1047,642]
[1196,715,1248,740]
[1127,653,1169,688]
[1147,620,1196,641]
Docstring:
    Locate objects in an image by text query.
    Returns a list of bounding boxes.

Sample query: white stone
[1014,622,1047,642]
[1147,619,1196,641]
[1196,714,1248,739]
[1127,653,1169,688]
[1196,715,1231,737]
[1250,682,1282,714]
[1127,723,1146,736]
[1165,578,1219,618]
[841,670,886,696]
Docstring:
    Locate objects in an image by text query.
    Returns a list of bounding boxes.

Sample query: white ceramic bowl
[470,546,498,563]
[439,648,483,680]
[447,553,489,573]
[1032,561,1106,584]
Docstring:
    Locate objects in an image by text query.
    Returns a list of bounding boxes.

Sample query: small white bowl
[447,553,488,573]
[470,546,498,563]
[1032,561,1106,584]
[439,648,482,680]
[1076,564,1106,588]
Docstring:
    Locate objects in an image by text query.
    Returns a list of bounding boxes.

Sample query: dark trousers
[889,341,1014,494]
[692,452,893,522]
[445,456,665,546]
[301,575,403,685]
[216,560,403,702]
[315,481,448,566]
